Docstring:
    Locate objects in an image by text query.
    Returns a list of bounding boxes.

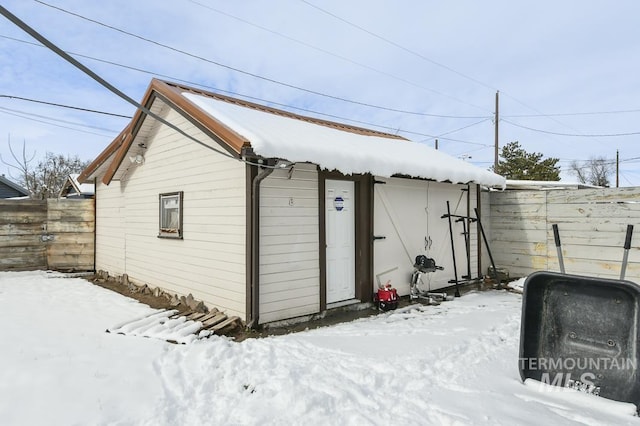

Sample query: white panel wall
[373,178,470,294]
[479,189,493,277]
[96,108,248,319]
[258,163,320,324]
[468,186,479,278]
[425,181,470,289]
[95,180,125,275]
[373,178,428,293]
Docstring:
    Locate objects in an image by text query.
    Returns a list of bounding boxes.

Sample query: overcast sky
[1,1,639,185]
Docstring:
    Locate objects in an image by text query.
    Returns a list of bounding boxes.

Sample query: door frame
[324,179,356,304]
[319,171,373,311]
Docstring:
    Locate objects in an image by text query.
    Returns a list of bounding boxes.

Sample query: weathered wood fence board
[489,187,640,282]
[46,199,95,271]
[0,199,94,271]
[0,200,46,270]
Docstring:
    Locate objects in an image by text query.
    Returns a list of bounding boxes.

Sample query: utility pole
[616,149,619,188]
[494,91,499,171]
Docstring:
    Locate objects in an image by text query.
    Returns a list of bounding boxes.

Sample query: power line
[296,0,605,145]
[503,108,640,118]
[0,34,490,147]
[297,2,639,141]
[22,3,640,143]
[434,118,492,139]
[0,95,131,118]
[298,0,497,94]
[502,119,640,137]
[0,106,121,132]
[547,155,640,166]
[619,171,634,186]
[0,107,115,137]
[33,0,482,119]
[0,4,238,161]
[37,0,635,146]
[419,118,493,145]
[0,3,492,177]
[451,145,494,158]
[0,34,231,96]
[298,0,579,134]
[186,0,490,115]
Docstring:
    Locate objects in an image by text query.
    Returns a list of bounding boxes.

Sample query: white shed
[80,79,505,326]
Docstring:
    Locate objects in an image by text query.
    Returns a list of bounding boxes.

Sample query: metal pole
[552,224,565,274]
[457,218,470,280]
[621,224,634,280]
[474,207,499,286]
[466,184,471,279]
[446,201,460,297]
[616,149,619,188]
[494,91,499,171]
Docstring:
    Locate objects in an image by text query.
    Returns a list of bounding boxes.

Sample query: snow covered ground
[0,271,637,425]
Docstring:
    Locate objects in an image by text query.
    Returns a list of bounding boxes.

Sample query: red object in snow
[376,281,398,311]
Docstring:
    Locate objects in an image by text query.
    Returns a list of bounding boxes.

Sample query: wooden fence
[0,198,94,271]
[489,187,640,283]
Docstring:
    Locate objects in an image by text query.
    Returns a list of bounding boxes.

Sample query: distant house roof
[81,79,505,189]
[59,174,95,198]
[0,175,29,198]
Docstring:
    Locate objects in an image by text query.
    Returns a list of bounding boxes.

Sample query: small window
[159,192,183,239]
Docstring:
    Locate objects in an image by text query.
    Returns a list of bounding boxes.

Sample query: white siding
[258,163,320,324]
[478,188,492,277]
[373,178,471,294]
[96,108,248,319]
[467,185,479,278]
[95,180,125,275]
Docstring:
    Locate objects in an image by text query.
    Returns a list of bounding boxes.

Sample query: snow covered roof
[182,92,505,188]
[59,174,95,197]
[81,80,505,189]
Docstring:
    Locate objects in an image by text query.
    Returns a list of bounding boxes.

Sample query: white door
[373,178,469,294]
[325,180,355,303]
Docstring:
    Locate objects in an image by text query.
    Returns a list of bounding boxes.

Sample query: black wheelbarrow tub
[519,271,640,407]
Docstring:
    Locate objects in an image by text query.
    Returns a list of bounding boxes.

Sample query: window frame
[158,191,183,239]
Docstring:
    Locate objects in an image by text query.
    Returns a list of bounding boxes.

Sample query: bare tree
[569,157,613,187]
[0,135,37,193]
[28,153,91,199]
[1,137,90,198]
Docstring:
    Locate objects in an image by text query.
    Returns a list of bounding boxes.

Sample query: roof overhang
[80,79,506,189]
[79,79,253,185]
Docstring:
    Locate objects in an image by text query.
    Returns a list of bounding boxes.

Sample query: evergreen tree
[492,141,560,180]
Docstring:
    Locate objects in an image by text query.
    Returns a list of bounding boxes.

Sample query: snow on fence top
[183,92,506,189]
